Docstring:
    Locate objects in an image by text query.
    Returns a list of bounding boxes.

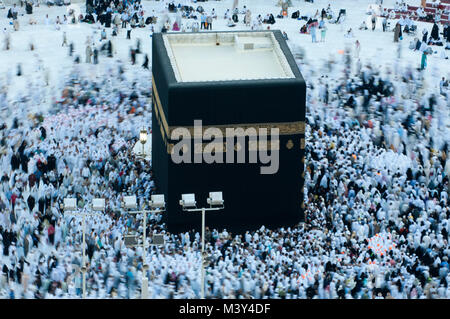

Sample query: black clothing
[431,23,439,41]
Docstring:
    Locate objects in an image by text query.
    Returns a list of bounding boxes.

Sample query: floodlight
[150,194,165,209]
[63,198,77,211]
[152,234,165,246]
[179,193,196,209]
[207,192,224,207]
[123,195,137,209]
[92,198,105,211]
[124,234,138,247]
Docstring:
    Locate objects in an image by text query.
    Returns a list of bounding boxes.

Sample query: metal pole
[82,212,86,299]
[142,142,145,157]
[201,208,205,299]
[142,211,148,299]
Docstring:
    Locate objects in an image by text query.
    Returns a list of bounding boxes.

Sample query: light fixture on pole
[122,194,166,299]
[62,197,106,299]
[179,191,224,299]
[139,127,148,157]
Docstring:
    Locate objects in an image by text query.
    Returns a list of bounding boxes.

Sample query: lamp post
[179,192,224,299]
[62,197,105,299]
[122,194,165,299]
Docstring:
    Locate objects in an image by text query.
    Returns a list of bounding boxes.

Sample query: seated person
[401,3,408,12]
[359,21,368,30]
[300,24,308,34]
[251,18,261,30]
[404,24,410,33]
[64,0,71,4]
[268,14,276,24]
[227,17,236,27]
[344,28,354,38]
[282,31,288,40]
[82,13,95,23]
[211,9,217,19]
[172,21,180,31]
[409,38,420,50]
[168,2,176,12]
[326,8,334,20]
[130,17,137,28]
[416,7,426,19]
[257,14,263,24]
[164,21,171,31]
[46,0,55,6]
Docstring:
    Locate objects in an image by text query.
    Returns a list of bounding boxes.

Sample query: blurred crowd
[0,0,449,299]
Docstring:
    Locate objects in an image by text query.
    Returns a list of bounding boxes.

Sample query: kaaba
[151,30,306,234]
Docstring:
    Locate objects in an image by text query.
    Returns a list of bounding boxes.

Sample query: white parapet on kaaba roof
[162,31,296,82]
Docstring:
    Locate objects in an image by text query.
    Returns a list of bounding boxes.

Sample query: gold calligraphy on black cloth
[152,76,306,154]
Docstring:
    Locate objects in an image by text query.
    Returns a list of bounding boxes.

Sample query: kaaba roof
[161,31,296,83]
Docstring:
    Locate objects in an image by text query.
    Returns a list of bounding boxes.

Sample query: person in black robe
[108,40,113,57]
[20,153,28,173]
[93,47,98,64]
[130,48,136,65]
[47,154,56,171]
[142,54,149,69]
[105,12,111,27]
[422,29,428,43]
[445,24,450,43]
[135,38,141,54]
[431,23,439,41]
[25,2,33,14]
[11,151,20,171]
[38,197,46,214]
[27,195,35,212]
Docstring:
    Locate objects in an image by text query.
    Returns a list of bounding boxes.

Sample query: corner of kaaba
[151,30,306,234]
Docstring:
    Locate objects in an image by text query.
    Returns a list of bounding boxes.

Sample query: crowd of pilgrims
[0,0,450,299]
